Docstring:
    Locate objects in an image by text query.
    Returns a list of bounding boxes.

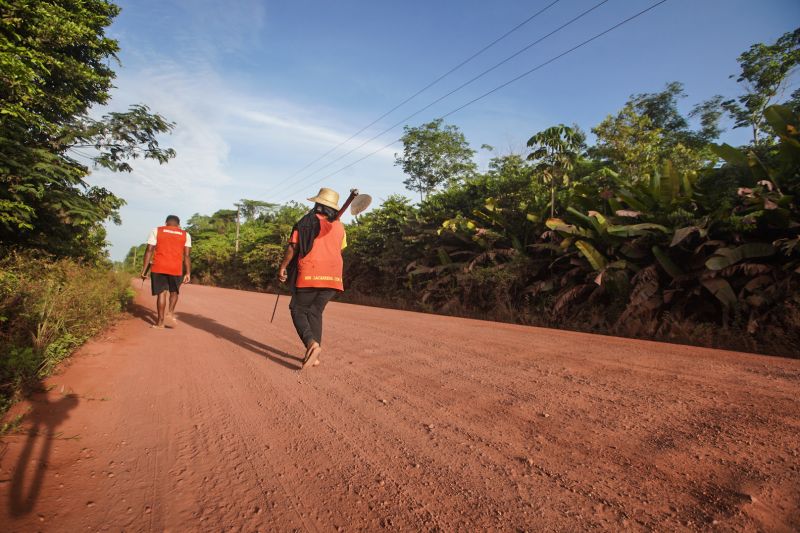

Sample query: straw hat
[307,187,340,210]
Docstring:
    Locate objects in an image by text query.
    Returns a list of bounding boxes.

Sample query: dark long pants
[289,288,336,347]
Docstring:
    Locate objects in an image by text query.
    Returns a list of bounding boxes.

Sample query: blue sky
[91,0,800,260]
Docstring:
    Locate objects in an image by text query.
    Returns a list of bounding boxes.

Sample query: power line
[264,0,563,196]
[278,0,668,202]
[278,0,611,200]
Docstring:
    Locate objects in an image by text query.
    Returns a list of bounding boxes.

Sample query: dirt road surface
[1,282,799,532]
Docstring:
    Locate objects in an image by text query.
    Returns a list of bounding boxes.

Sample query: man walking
[140,215,192,329]
[278,188,346,369]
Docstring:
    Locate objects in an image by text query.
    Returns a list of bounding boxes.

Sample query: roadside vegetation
[0,0,175,417]
[0,253,133,416]
[177,29,800,357]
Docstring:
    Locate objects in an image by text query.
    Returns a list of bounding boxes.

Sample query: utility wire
[279,0,612,201]
[278,0,668,203]
[265,0,562,195]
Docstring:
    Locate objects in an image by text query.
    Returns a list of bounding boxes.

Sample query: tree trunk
[234,205,241,254]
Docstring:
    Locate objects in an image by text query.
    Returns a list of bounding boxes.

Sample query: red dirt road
[1,282,799,532]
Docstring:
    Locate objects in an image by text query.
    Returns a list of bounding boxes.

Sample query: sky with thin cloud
[90,0,799,259]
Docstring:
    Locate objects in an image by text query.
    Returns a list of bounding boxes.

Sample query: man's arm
[183,247,191,283]
[140,245,155,279]
[277,243,295,283]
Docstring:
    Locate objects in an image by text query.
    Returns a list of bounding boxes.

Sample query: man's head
[307,188,339,222]
[165,215,180,227]
[314,203,338,221]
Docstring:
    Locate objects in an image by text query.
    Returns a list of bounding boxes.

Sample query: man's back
[293,214,346,290]
[149,226,189,276]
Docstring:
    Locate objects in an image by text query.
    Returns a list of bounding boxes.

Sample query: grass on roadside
[0,251,134,420]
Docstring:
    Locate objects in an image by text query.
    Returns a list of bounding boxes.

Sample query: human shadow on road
[129,301,157,325]
[7,389,79,516]
[176,312,303,370]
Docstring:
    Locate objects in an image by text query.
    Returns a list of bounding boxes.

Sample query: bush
[0,251,133,415]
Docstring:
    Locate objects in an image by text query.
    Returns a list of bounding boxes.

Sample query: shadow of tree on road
[176,312,303,370]
[7,388,79,516]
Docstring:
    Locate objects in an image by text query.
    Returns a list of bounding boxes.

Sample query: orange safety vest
[291,215,346,291]
[151,226,187,276]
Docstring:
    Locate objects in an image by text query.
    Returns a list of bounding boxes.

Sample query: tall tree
[237,199,277,221]
[395,119,476,201]
[0,0,175,261]
[719,28,800,146]
[630,81,723,146]
[526,124,585,218]
[630,81,689,134]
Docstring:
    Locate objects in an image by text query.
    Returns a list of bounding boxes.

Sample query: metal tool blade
[349,194,372,216]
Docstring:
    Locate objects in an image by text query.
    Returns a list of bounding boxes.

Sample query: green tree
[237,199,277,221]
[631,81,723,146]
[592,105,663,181]
[690,95,727,141]
[0,0,175,261]
[719,28,800,146]
[630,81,689,135]
[526,124,585,218]
[395,119,476,201]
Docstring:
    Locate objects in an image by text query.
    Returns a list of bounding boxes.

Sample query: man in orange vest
[278,188,346,369]
[140,215,192,329]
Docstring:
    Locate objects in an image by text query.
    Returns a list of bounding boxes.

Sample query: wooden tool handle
[335,189,359,220]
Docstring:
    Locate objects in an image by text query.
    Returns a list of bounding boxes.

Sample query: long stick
[141,261,151,288]
[270,292,280,323]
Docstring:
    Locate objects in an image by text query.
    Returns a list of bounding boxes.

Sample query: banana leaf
[546,218,594,238]
[711,143,748,166]
[575,240,607,271]
[670,226,705,247]
[701,278,737,308]
[682,171,695,197]
[764,105,799,147]
[705,242,775,271]
[652,245,684,278]
[566,206,595,227]
[607,223,669,237]
[617,190,651,212]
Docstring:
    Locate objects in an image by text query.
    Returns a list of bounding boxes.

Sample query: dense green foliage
[0,253,134,414]
[138,30,799,356]
[1,0,175,262]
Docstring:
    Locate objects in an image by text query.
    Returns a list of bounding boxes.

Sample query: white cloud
[229,106,397,162]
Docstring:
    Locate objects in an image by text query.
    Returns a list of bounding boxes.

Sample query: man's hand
[278,268,288,283]
[182,274,191,284]
[140,271,148,280]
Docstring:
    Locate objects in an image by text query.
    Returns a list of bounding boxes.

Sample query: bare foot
[166,313,178,327]
[312,359,321,367]
[302,343,322,370]
[151,324,166,329]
